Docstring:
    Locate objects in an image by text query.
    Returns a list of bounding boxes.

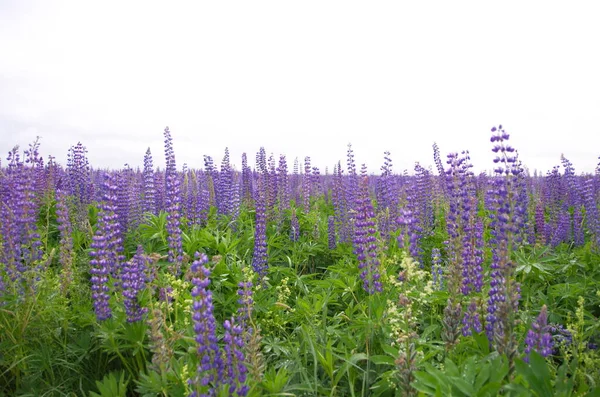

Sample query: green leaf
[370,355,396,366]
[450,377,475,396]
[444,358,459,377]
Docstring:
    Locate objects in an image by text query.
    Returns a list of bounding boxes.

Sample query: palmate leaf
[89,371,129,397]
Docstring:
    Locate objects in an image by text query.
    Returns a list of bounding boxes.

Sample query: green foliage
[89,371,129,397]
[2,187,600,396]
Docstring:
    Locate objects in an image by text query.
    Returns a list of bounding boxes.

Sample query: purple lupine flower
[195,171,211,226]
[66,142,91,226]
[143,148,156,215]
[353,165,382,294]
[241,153,253,207]
[548,323,573,351]
[561,154,579,209]
[414,163,435,235]
[397,208,420,260]
[551,209,571,246]
[432,142,446,195]
[461,298,483,336]
[121,246,150,322]
[512,158,530,245]
[267,154,278,220]
[377,151,397,241]
[231,177,241,225]
[524,305,553,362]
[218,148,233,217]
[222,317,249,396]
[535,201,546,245]
[302,156,312,213]
[441,151,478,346]
[204,155,217,208]
[56,188,74,290]
[292,157,301,205]
[23,137,46,200]
[328,215,336,250]
[252,149,269,280]
[311,166,322,199]
[290,208,300,242]
[573,205,584,246]
[485,125,522,360]
[332,162,350,243]
[1,145,43,286]
[154,170,165,213]
[583,178,599,247]
[115,166,132,238]
[190,253,222,396]
[89,172,122,321]
[1,148,25,285]
[345,144,359,240]
[163,127,183,269]
[430,248,443,290]
[461,209,484,296]
[236,278,254,338]
[129,171,143,230]
[277,154,290,217]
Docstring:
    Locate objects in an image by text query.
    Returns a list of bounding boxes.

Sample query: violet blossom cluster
[430,248,443,291]
[332,162,350,243]
[290,208,300,242]
[267,154,278,219]
[222,317,249,396]
[277,155,290,217]
[218,148,233,217]
[241,153,253,206]
[345,144,359,240]
[485,125,521,361]
[583,178,600,247]
[89,172,122,321]
[432,142,446,195]
[353,165,382,294]
[56,188,74,291]
[190,253,223,396]
[142,148,156,215]
[66,142,91,205]
[377,151,397,241]
[328,215,336,250]
[190,253,250,396]
[252,148,269,279]
[163,127,183,268]
[302,156,312,213]
[0,145,43,288]
[524,305,553,363]
[442,150,477,345]
[121,246,150,322]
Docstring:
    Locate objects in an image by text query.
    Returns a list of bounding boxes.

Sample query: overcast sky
[1,1,599,175]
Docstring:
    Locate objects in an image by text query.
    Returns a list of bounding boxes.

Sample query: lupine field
[1,125,600,397]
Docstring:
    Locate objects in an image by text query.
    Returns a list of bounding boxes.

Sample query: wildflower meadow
[1,126,599,396]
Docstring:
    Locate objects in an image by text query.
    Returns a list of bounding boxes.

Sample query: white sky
[1,1,599,175]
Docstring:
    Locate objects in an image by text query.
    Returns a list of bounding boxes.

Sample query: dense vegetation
[1,126,599,396]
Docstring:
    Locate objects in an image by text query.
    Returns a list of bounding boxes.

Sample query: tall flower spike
[524,305,553,363]
[328,215,336,250]
[56,188,74,293]
[252,148,269,280]
[122,246,150,322]
[163,127,183,270]
[89,172,122,321]
[353,164,382,294]
[190,253,223,396]
[222,317,249,396]
[485,125,521,365]
[143,148,156,215]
